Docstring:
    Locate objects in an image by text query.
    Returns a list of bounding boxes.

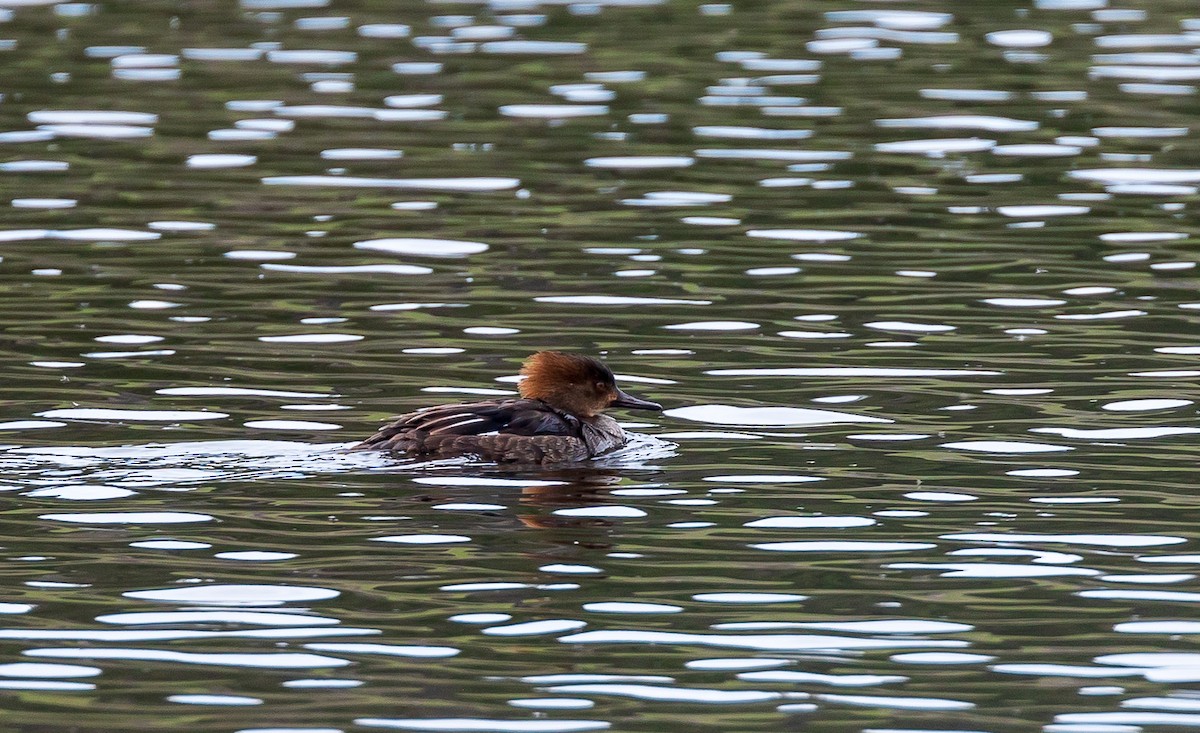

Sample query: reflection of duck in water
[354,351,663,464]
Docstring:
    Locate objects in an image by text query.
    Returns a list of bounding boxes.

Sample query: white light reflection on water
[559,630,969,652]
[26,649,349,669]
[666,404,889,426]
[357,721,610,732]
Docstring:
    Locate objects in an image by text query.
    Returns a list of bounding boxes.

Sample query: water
[2,1,1200,731]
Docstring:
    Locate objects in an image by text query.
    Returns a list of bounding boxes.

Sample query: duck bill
[611,388,663,411]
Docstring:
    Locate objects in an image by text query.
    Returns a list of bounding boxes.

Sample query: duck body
[354,397,627,464]
[353,351,662,465]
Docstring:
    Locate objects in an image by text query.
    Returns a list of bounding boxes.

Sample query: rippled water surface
[5,1,1200,731]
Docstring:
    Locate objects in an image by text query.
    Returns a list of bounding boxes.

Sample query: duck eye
[595,381,606,392]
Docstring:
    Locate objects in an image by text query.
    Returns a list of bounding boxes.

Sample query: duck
[353,351,663,464]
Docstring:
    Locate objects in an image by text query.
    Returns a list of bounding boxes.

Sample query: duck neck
[532,397,596,422]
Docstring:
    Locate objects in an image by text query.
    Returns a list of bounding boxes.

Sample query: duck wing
[354,399,588,463]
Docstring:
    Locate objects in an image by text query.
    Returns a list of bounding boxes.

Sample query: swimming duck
[354,351,663,464]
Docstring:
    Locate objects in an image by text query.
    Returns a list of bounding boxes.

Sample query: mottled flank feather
[353,398,591,464]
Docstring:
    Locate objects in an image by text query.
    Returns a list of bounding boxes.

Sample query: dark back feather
[353,398,583,460]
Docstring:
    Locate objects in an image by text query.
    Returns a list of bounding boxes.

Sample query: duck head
[519,351,663,417]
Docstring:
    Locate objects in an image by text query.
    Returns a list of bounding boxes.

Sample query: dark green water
[3,1,1200,731]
